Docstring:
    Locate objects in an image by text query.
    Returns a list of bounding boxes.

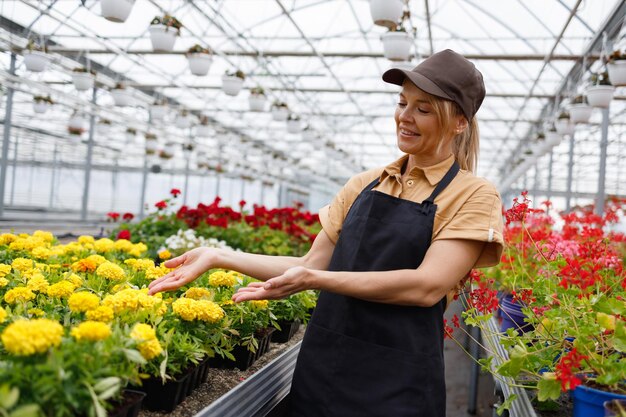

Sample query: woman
[148,49,504,417]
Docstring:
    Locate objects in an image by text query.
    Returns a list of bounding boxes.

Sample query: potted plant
[555,110,575,136]
[125,127,137,143]
[33,95,53,114]
[381,24,413,61]
[96,118,112,135]
[110,82,133,106]
[23,40,50,72]
[221,69,245,96]
[145,132,158,155]
[302,125,316,142]
[607,49,626,86]
[182,141,195,156]
[175,109,193,129]
[369,0,404,29]
[567,94,593,124]
[585,71,615,108]
[196,115,212,137]
[71,67,96,91]
[159,142,176,160]
[150,98,168,120]
[286,114,302,134]
[186,44,212,76]
[100,0,136,23]
[149,14,182,52]
[248,86,266,112]
[271,101,289,121]
[68,112,86,136]
[545,124,562,147]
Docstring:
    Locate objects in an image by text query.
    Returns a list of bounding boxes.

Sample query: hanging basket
[68,116,85,131]
[221,75,244,96]
[545,131,562,147]
[567,104,593,124]
[72,72,95,91]
[110,88,133,106]
[100,0,135,23]
[585,85,615,108]
[149,24,177,52]
[150,104,168,120]
[271,106,289,121]
[23,51,50,72]
[555,118,575,136]
[369,0,404,28]
[381,31,413,61]
[248,94,266,112]
[187,53,212,76]
[287,119,302,134]
[607,61,626,86]
[196,125,212,137]
[175,114,192,129]
[33,101,49,114]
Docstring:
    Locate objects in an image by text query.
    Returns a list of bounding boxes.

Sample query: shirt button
[406,180,414,186]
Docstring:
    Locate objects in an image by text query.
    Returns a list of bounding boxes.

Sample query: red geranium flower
[107,212,120,222]
[155,200,168,210]
[170,188,181,197]
[122,212,134,221]
[117,229,131,240]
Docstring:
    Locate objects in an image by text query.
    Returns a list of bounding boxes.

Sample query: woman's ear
[455,116,469,135]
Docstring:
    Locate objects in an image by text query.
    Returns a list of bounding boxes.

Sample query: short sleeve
[434,185,504,268]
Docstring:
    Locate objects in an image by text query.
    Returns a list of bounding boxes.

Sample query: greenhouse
[0,0,625,416]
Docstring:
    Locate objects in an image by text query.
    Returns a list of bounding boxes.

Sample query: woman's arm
[232,239,485,307]
[147,230,336,295]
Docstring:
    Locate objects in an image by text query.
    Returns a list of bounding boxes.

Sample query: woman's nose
[398,105,413,122]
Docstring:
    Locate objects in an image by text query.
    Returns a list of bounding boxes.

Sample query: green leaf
[123,349,147,365]
[9,405,40,417]
[537,378,561,402]
[496,394,517,415]
[97,385,119,401]
[93,377,120,394]
[613,322,626,353]
[0,386,19,409]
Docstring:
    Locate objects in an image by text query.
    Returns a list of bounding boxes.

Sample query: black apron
[289,161,460,417]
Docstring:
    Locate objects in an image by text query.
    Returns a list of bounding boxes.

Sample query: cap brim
[382,68,453,102]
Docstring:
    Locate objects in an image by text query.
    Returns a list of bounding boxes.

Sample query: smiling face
[395,81,466,165]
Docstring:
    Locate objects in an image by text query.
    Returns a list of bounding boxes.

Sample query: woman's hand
[232,266,316,302]
[148,247,216,295]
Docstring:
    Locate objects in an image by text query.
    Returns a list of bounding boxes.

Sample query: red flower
[555,348,588,391]
[239,200,246,208]
[170,188,181,197]
[122,212,134,221]
[107,212,120,222]
[117,229,131,240]
[155,200,168,210]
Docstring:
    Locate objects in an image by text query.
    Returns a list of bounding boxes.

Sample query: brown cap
[382,49,485,120]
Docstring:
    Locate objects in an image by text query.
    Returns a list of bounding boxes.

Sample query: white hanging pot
[100,0,135,23]
[555,119,575,136]
[175,114,192,129]
[607,61,626,86]
[187,53,212,76]
[125,130,136,143]
[271,106,289,121]
[23,51,50,72]
[33,101,49,114]
[145,138,158,153]
[369,0,404,28]
[196,125,212,137]
[68,116,85,130]
[96,123,111,135]
[287,119,301,134]
[249,94,266,112]
[72,72,95,91]
[585,85,615,108]
[150,104,168,120]
[381,31,413,61]
[149,24,177,52]
[302,129,316,142]
[567,104,593,124]
[68,134,82,145]
[110,88,133,106]
[221,75,244,96]
[546,131,562,147]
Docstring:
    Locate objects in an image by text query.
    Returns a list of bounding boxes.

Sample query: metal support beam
[80,88,97,221]
[0,53,16,218]
[9,136,18,205]
[184,156,190,206]
[49,143,58,209]
[595,107,609,216]
[139,155,148,220]
[547,151,554,211]
[565,133,575,212]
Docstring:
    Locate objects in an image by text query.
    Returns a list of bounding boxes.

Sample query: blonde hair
[426,95,480,173]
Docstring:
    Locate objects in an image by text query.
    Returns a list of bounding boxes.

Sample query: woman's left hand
[232,266,315,302]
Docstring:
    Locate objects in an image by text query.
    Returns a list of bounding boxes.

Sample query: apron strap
[363,177,380,192]
[423,161,460,204]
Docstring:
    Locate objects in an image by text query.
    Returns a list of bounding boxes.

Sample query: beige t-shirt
[319,154,504,268]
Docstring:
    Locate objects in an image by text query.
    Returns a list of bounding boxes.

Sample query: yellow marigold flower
[124,259,155,272]
[209,270,236,287]
[86,254,107,266]
[11,258,34,273]
[185,287,212,300]
[137,293,166,315]
[50,247,66,257]
[71,321,111,341]
[0,307,7,323]
[110,283,131,293]
[26,274,49,293]
[64,242,84,254]
[10,237,46,251]
[138,339,162,360]
[27,308,44,317]
[86,305,114,322]
[220,300,234,307]
[4,287,35,304]
[71,258,98,273]
[68,292,100,313]
[1,318,63,356]
[128,243,148,258]
[103,289,142,313]
[35,263,51,272]
[78,235,95,244]
[114,239,133,252]
[130,323,156,342]
[46,281,75,298]
[172,298,196,321]
[31,247,51,260]
[250,300,269,310]
[0,264,11,278]
[0,278,8,288]
[158,249,171,260]
[32,230,54,243]
[195,300,225,323]
[94,238,115,253]
[96,262,126,281]
[65,273,83,288]
[145,265,171,280]
[0,233,17,245]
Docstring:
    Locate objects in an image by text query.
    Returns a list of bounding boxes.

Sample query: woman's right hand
[148,247,217,295]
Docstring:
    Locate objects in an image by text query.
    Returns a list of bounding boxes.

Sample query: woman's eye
[397,102,407,107]
[418,108,429,114]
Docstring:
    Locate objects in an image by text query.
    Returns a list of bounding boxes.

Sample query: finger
[264,276,285,290]
[164,253,187,268]
[148,270,176,288]
[232,289,271,302]
[243,282,265,288]
[149,274,187,295]
[234,286,262,294]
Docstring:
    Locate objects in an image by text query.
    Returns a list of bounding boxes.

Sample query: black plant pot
[133,371,191,412]
[107,389,145,417]
[271,320,301,343]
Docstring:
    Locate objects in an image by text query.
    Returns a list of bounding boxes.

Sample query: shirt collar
[380,154,456,186]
